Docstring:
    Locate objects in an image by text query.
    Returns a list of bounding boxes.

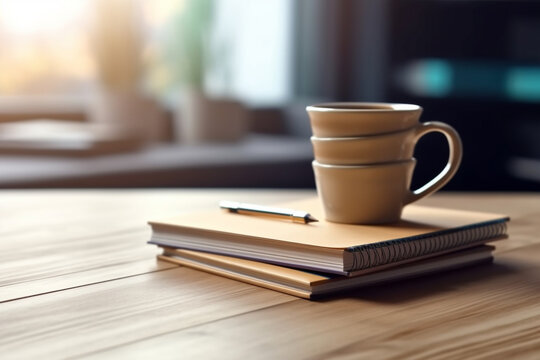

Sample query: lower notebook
[158,245,494,299]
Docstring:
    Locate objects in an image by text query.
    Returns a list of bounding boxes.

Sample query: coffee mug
[312,159,457,224]
[311,121,462,165]
[306,102,423,137]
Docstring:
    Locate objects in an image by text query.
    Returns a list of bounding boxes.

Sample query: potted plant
[163,0,247,143]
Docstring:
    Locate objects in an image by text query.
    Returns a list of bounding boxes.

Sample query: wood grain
[0,258,174,303]
[90,248,540,359]
[1,190,539,359]
[0,267,295,359]
[0,189,312,301]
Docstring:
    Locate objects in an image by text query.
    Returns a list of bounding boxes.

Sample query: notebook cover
[149,197,508,250]
[158,245,495,299]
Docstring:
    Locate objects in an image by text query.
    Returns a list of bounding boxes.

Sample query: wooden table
[1,190,539,359]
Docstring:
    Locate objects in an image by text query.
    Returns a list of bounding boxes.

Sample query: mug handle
[404,121,463,205]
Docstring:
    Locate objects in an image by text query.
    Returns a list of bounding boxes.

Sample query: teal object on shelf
[401,58,540,103]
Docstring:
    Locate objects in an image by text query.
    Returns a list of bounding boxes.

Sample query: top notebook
[148,197,509,275]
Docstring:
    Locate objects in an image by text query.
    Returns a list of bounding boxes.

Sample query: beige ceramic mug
[311,121,462,165]
[312,157,459,224]
[306,102,423,137]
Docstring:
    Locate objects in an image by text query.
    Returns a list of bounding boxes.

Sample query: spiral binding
[349,221,507,270]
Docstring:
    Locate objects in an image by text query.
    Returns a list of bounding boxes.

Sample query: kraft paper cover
[149,197,508,250]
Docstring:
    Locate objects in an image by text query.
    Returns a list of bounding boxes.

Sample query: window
[0,0,93,95]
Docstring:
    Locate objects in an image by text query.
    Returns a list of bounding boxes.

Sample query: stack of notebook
[147,197,509,299]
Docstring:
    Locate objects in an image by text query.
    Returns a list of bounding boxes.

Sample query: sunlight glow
[0,0,92,93]
[0,0,87,35]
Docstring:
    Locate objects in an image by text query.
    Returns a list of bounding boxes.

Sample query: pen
[219,200,319,224]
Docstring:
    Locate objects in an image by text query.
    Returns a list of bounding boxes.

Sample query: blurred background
[0,0,539,190]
